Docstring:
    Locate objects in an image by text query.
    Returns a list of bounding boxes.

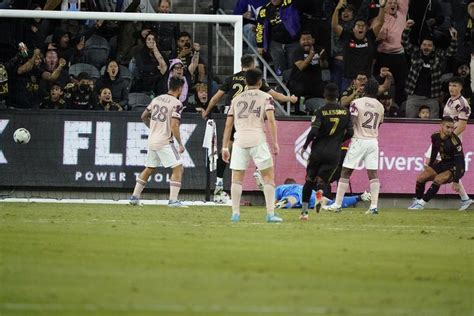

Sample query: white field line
[0,302,443,315]
[0,198,232,206]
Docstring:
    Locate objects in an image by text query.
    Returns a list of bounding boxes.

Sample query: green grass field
[0,203,473,316]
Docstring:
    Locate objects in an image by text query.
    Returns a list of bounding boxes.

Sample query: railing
[215,9,292,116]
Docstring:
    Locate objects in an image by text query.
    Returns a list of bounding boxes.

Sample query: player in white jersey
[327,79,385,214]
[129,76,187,207]
[222,69,282,223]
[426,76,472,210]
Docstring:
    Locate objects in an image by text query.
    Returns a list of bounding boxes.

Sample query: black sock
[216,154,227,178]
[302,181,314,213]
[423,182,440,202]
[416,181,425,200]
[315,179,327,196]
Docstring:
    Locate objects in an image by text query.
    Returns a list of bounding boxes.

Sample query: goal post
[0,9,243,73]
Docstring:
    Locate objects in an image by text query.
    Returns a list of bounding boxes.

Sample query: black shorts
[431,161,464,181]
[306,152,340,183]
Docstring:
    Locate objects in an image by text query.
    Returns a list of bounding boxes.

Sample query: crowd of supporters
[0,0,473,119]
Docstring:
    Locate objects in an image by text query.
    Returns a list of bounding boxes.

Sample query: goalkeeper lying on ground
[254,172,371,210]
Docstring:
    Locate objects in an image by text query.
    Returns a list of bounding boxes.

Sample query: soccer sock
[423,182,440,202]
[263,183,275,215]
[216,154,227,180]
[416,181,425,200]
[215,177,223,187]
[231,182,242,215]
[334,178,349,207]
[132,178,147,198]
[458,181,469,201]
[341,196,359,208]
[369,178,380,209]
[169,181,181,201]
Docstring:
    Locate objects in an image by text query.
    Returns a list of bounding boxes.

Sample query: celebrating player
[202,54,297,202]
[222,68,281,222]
[129,76,187,207]
[299,83,354,220]
[327,79,385,214]
[409,117,466,209]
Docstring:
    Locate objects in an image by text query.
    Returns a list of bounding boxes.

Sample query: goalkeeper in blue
[255,175,371,210]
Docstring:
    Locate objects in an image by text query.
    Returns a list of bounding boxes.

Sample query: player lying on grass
[408,116,466,210]
[254,174,371,211]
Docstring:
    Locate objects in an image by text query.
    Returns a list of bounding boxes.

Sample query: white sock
[132,178,147,198]
[369,178,380,209]
[169,181,181,201]
[263,183,275,215]
[231,182,242,215]
[458,181,469,201]
[334,178,349,207]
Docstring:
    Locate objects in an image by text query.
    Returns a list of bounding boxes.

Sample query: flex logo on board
[63,121,197,167]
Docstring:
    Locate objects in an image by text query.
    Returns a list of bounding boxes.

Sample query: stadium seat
[128,92,151,111]
[84,34,110,70]
[69,63,100,81]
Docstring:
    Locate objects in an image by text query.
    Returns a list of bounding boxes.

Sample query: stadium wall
[0,110,472,194]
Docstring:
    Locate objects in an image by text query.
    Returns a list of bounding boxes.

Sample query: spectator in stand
[418,105,431,119]
[40,82,66,109]
[167,59,191,104]
[332,0,386,92]
[256,0,301,74]
[378,90,401,117]
[116,0,145,65]
[184,82,218,114]
[94,87,124,111]
[48,29,85,65]
[40,50,69,90]
[402,19,458,118]
[95,59,130,110]
[340,68,392,107]
[287,30,327,112]
[13,47,43,109]
[23,3,47,51]
[294,0,334,55]
[233,0,268,49]
[407,0,445,45]
[455,2,474,65]
[132,31,168,96]
[149,0,180,59]
[64,72,95,110]
[375,0,409,106]
[331,3,355,92]
[169,32,204,85]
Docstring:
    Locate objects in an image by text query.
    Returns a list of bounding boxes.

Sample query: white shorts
[145,144,183,168]
[230,143,273,171]
[343,138,379,170]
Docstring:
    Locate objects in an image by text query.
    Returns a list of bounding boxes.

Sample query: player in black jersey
[408,117,466,210]
[201,54,297,202]
[299,83,354,219]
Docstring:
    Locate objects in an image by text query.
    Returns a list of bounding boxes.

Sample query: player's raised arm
[202,89,225,119]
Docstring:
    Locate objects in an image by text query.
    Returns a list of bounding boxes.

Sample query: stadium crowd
[0,0,473,119]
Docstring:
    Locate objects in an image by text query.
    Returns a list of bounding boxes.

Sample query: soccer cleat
[325,203,342,213]
[168,200,189,208]
[314,190,323,213]
[275,198,289,209]
[459,199,473,211]
[253,170,264,191]
[129,195,143,206]
[266,214,283,223]
[230,213,240,222]
[214,191,229,204]
[408,199,424,210]
[214,184,224,196]
[360,190,372,202]
[365,207,378,215]
[299,211,309,221]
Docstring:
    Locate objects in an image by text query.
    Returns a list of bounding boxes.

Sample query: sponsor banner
[242,121,474,194]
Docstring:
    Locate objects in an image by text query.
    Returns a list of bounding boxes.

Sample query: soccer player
[202,54,297,202]
[409,117,466,209]
[327,79,385,214]
[129,76,187,207]
[299,83,354,220]
[222,68,281,222]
